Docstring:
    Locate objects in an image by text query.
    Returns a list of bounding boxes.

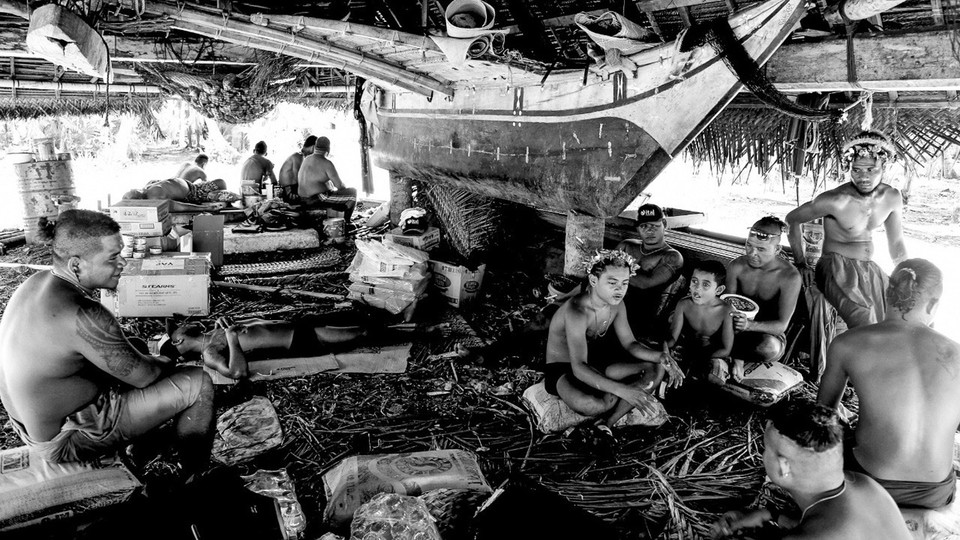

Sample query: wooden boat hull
[366,0,805,216]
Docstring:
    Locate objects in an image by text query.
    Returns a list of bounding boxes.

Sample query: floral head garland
[841,134,898,171]
[584,249,640,276]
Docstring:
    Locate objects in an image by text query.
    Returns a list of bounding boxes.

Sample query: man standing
[240,141,278,199]
[615,204,684,339]
[786,130,907,328]
[277,135,317,205]
[818,259,960,509]
[298,136,358,226]
[175,154,209,183]
[725,217,802,362]
[0,210,215,474]
[711,399,911,539]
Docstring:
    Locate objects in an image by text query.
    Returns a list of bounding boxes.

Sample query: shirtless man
[0,210,214,472]
[544,249,683,433]
[711,399,911,539]
[298,136,358,226]
[122,177,232,212]
[169,315,368,379]
[174,154,209,183]
[725,217,802,362]
[616,204,685,339]
[786,130,907,328]
[818,259,960,509]
[277,135,317,205]
[240,141,278,197]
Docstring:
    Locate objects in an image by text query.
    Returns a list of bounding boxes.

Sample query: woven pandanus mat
[218,248,342,276]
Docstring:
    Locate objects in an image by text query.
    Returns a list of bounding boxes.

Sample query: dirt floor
[0,210,831,540]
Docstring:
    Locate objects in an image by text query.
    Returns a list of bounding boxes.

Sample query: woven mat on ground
[218,249,342,276]
[207,343,411,384]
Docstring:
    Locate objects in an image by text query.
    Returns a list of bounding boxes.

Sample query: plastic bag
[242,468,307,539]
[350,493,441,540]
[347,252,428,280]
[355,238,429,265]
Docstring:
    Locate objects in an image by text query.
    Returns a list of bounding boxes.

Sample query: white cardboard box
[428,260,486,309]
[100,253,210,317]
[383,227,441,252]
[109,199,170,223]
[118,216,173,237]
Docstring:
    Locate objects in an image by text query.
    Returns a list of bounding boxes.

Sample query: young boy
[544,249,684,437]
[664,260,739,382]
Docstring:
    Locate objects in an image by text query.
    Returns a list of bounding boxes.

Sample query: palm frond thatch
[0,95,160,121]
[687,105,960,185]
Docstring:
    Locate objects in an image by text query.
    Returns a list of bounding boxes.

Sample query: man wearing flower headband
[544,249,683,437]
[786,130,907,328]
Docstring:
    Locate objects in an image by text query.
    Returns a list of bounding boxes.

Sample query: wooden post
[564,212,605,278]
[389,173,413,226]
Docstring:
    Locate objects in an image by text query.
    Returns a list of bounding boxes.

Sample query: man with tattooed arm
[0,210,214,475]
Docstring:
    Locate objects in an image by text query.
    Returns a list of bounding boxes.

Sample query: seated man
[818,259,960,509]
[169,315,369,379]
[278,135,317,205]
[174,154,209,183]
[240,141,278,198]
[122,177,237,212]
[711,399,911,539]
[298,136,358,226]
[0,210,214,473]
[544,249,683,435]
[664,260,736,381]
[615,204,685,340]
[724,216,802,362]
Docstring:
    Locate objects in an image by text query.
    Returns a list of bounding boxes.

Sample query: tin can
[149,246,162,255]
[132,251,146,259]
[120,247,134,259]
[322,217,345,239]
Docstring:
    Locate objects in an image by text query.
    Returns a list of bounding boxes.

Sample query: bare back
[298,154,337,198]
[278,152,304,189]
[831,322,960,481]
[143,178,192,200]
[0,273,114,441]
[789,473,912,540]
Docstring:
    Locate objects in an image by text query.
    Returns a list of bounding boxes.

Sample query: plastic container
[721,294,760,320]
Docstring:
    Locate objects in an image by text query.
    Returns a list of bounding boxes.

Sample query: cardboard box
[100,253,211,317]
[428,260,486,309]
[109,199,170,223]
[118,216,172,237]
[383,227,441,252]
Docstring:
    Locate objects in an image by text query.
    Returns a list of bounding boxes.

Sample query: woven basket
[422,184,503,262]
[420,488,489,540]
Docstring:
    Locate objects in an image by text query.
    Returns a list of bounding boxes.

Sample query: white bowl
[721,293,760,320]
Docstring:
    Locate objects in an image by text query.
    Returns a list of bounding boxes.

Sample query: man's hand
[661,353,685,388]
[731,311,749,333]
[709,509,771,539]
[614,386,659,417]
[799,266,815,289]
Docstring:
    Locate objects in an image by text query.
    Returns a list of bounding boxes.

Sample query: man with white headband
[786,130,907,328]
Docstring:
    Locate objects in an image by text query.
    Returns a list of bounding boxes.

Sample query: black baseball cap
[636,204,665,225]
[302,135,318,149]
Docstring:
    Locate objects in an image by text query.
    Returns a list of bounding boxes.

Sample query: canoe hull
[368,0,805,216]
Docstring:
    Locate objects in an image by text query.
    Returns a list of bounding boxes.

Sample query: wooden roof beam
[766,30,960,92]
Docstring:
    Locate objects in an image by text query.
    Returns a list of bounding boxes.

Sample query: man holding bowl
[724,216,803,362]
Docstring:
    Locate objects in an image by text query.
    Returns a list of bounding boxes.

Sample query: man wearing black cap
[298,136,358,227]
[278,135,317,204]
[616,204,685,340]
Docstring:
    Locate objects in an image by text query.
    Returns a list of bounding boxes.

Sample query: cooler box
[100,252,211,317]
[108,199,170,223]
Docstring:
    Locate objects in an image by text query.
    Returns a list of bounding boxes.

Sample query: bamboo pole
[213,280,344,301]
[147,4,451,96]
[245,13,441,52]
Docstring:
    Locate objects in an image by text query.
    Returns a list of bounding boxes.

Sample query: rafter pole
[146,4,451,96]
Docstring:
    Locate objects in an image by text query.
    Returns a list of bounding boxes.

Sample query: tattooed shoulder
[75,302,136,377]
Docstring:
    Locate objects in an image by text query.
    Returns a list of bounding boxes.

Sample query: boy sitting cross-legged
[664,260,740,383]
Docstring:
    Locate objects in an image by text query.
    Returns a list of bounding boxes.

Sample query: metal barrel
[13,156,75,244]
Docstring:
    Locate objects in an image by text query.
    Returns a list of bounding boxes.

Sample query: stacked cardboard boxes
[109,200,174,252]
[100,252,211,317]
[346,239,430,320]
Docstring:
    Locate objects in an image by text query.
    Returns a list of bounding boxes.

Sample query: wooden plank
[767,30,960,92]
[931,0,945,25]
[636,0,728,11]
[678,5,694,27]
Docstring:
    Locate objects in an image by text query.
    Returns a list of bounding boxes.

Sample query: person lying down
[167,316,369,379]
